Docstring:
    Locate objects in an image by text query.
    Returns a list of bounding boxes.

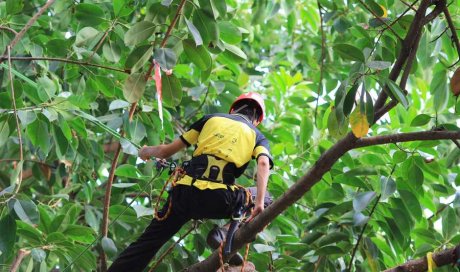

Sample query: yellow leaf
[350,109,369,138]
[380,5,388,18]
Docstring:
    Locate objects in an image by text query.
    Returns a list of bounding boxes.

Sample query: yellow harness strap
[176,175,237,191]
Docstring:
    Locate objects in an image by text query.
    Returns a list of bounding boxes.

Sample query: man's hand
[139,146,153,161]
[247,203,264,222]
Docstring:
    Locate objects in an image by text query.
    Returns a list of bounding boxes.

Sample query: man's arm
[248,155,270,221]
[138,138,187,160]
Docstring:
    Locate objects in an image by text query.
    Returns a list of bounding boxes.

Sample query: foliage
[0,0,459,271]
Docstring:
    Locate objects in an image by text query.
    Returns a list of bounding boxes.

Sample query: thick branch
[384,244,460,271]
[1,0,56,62]
[0,56,129,73]
[354,130,460,148]
[187,128,459,271]
[374,0,432,111]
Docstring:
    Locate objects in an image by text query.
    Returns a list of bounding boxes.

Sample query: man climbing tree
[108,92,273,271]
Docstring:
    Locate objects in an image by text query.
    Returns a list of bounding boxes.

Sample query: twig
[1,0,56,63]
[427,198,455,221]
[89,20,117,60]
[348,195,382,271]
[0,26,18,35]
[399,0,418,11]
[184,83,211,122]
[148,224,196,272]
[9,249,31,272]
[443,5,460,62]
[0,158,55,168]
[7,46,23,197]
[314,1,326,127]
[0,56,129,73]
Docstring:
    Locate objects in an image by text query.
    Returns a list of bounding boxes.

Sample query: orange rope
[154,168,184,221]
[219,241,226,272]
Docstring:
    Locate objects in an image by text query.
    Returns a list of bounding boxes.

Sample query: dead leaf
[350,108,369,138]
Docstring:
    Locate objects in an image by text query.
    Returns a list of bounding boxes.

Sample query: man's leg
[206,187,273,265]
[108,190,189,272]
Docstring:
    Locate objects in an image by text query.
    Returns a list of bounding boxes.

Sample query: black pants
[108,185,244,272]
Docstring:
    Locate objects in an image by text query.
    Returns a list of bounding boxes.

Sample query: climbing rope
[154,165,185,221]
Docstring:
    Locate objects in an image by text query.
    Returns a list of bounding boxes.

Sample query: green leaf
[343,84,359,116]
[182,39,212,70]
[408,161,424,188]
[31,248,46,262]
[353,212,369,226]
[114,164,147,179]
[316,245,344,255]
[317,232,349,247]
[154,48,177,70]
[58,114,72,141]
[353,191,376,212]
[185,18,203,46]
[53,124,69,159]
[386,79,409,109]
[16,220,43,243]
[0,214,16,263]
[103,40,122,63]
[365,91,374,124]
[193,9,219,44]
[0,121,9,146]
[63,225,95,243]
[380,176,396,200]
[432,71,449,112]
[300,114,313,149]
[75,27,100,47]
[253,244,276,253]
[222,43,247,63]
[102,236,118,257]
[333,44,365,62]
[9,198,40,225]
[132,205,153,218]
[6,0,23,14]
[333,17,351,33]
[442,206,457,240]
[367,61,391,70]
[328,108,348,139]
[17,110,37,126]
[410,114,432,127]
[393,150,407,163]
[218,21,242,45]
[162,74,183,107]
[363,0,385,17]
[125,45,153,73]
[124,21,156,46]
[26,119,50,152]
[37,76,57,102]
[113,0,133,17]
[399,190,422,221]
[123,73,147,103]
[75,3,105,26]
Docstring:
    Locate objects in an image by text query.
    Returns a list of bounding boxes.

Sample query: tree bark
[384,245,460,272]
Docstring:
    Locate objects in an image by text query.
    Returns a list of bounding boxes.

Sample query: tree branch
[443,5,460,63]
[374,0,433,111]
[0,56,129,74]
[0,26,18,35]
[357,0,403,40]
[9,249,31,272]
[383,244,460,271]
[7,46,23,198]
[314,0,326,127]
[354,130,460,148]
[1,0,56,63]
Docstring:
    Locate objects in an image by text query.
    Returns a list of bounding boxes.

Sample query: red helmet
[229,92,265,124]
